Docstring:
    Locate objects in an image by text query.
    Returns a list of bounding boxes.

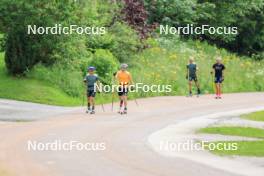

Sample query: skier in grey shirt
[186,57,201,97]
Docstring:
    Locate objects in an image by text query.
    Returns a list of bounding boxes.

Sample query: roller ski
[196,90,201,98]
[215,95,222,99]
[187,92,193,97]
[86,109,91,114]
[120,108,127,115]
[90,110,95,114]
[86,108,95,115]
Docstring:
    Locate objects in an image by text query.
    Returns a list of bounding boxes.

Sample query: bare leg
[119,96,123,112]
[194,80,200,94]
[123,96,127,108]
[216,83,221,97]
[218,84,222,97]
[189,81,192,95]
[91,97,95,111]
[123,95,128,113]
[87,96,90,110]
[215,84,218,96]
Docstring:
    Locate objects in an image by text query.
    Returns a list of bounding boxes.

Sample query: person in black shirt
[211,57,225,99]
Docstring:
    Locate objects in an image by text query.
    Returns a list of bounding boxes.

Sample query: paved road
[0,99,78,121]
[0,93,264,176]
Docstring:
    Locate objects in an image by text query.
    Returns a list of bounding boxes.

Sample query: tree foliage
[121,0,157,39]
[144,0,264,57]
[0,0,83,74]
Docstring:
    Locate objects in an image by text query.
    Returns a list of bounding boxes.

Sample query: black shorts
[118,86,128,96]
[215,77,224,83]
[87,90,96,97]
[189,75,197,81]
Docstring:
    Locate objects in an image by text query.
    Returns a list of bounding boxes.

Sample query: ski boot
[86,108,91,114]
[90,110,95,114]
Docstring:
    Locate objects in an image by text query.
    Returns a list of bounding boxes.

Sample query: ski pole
[82,92,85,106]
[98,90,105,112]
[134,98,139,106]
[211,73,215,94]
[111,72,117,112]
[101,103,105,112]
[82,85,86,106]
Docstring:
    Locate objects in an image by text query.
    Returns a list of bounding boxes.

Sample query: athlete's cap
[87,66,96,71]
[120,63,128,69]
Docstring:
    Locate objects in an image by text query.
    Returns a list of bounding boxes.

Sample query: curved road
[0,93,264,176]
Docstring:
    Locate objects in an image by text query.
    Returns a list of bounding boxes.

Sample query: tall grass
[130,36,264,97]
[1,35,263,106]
[0,52,81,106]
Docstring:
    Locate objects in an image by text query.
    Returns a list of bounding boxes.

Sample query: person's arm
[211,65,215,75]
[114,71,119,85]
[186,65,189,79]
[129,73,134,85]
[222,65,225,80]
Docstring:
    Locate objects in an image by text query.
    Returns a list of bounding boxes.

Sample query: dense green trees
[0,0,142,75]
[2,0,262,76]
[144,0,264,58]
[0,0,82,74]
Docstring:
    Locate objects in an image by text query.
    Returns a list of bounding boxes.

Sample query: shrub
[89,49,119,83]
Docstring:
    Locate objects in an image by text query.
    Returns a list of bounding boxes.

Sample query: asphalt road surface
[0,93,264,176]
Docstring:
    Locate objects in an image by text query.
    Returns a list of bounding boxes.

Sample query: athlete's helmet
[87,66,96,71]
[120,63,128,69]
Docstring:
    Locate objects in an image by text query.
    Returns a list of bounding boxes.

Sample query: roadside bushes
[87,22,141,63]
[27,63,84,97]
[0,0,83,75]
[89,49,119,83]
[27,36,92,97]
[28,49,119,97]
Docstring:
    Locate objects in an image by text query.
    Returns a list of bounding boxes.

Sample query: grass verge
[199,126,264,156]
[199,126,264,139]
[241,111,264,122]
[0,52,81,106]
[207,141,264,157]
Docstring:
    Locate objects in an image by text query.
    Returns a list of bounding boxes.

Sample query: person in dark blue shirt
[211,57,225,99]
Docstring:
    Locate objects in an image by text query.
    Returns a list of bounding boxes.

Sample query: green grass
[241,111,264,122]
[130,37,264,96]
[199,126,264,139]
[199,126,264,156]
[207,141,264,157]
[0,52,81,106]
[1,35,264,105]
